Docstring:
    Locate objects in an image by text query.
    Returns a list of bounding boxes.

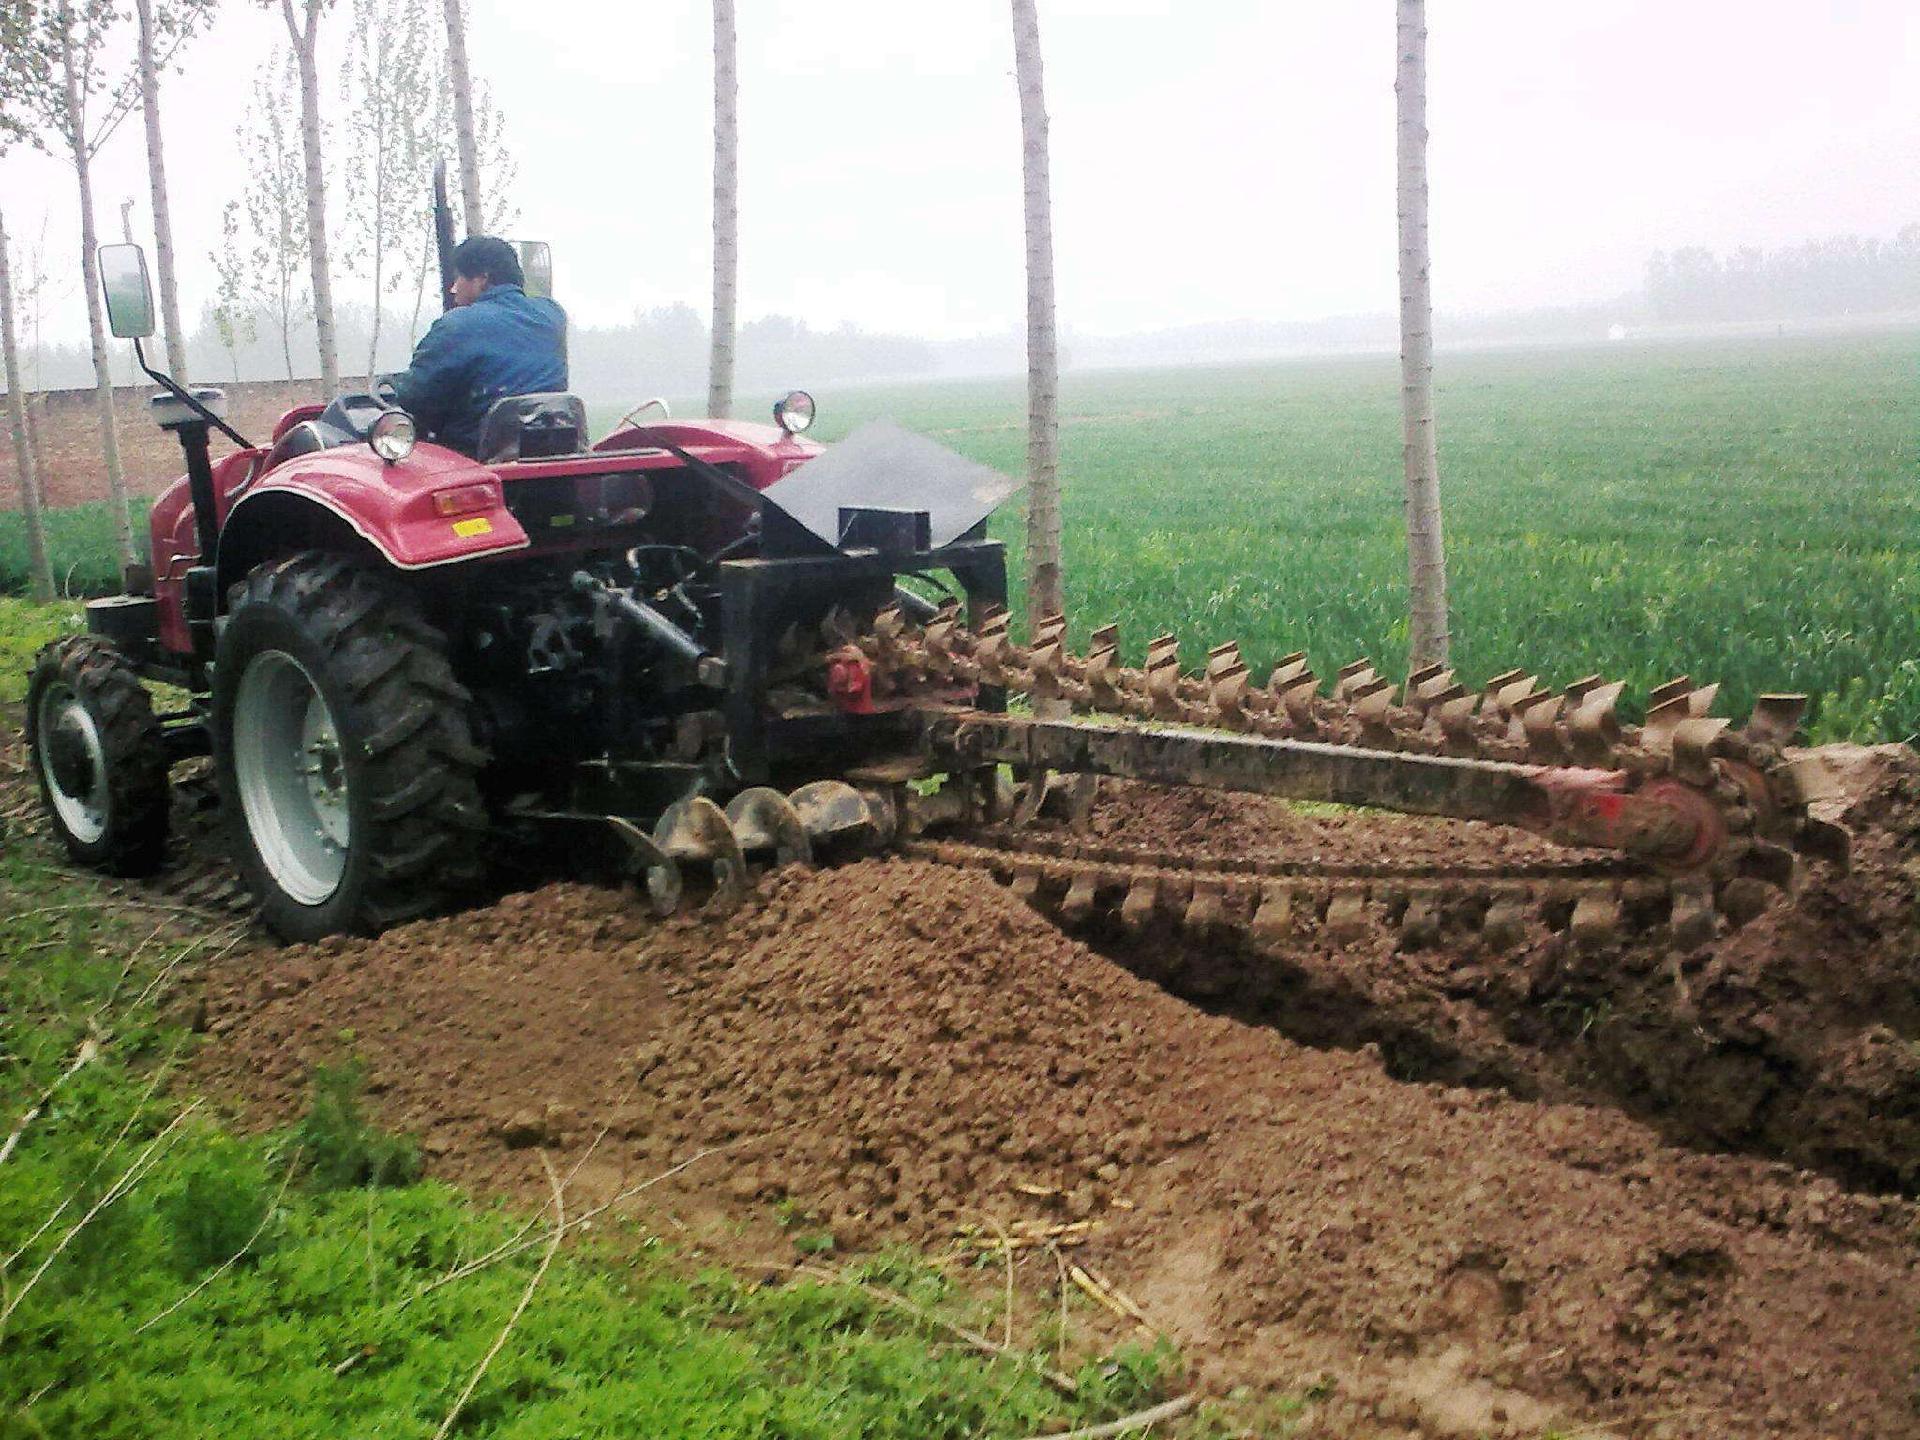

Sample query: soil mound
[194,857,1919,1439]
[1081,750,1920,1192]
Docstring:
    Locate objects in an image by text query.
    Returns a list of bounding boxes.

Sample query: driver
[389,236,566,457]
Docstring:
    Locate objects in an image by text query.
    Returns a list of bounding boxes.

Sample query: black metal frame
[720,537,1008,783]
[921,712,1549,822]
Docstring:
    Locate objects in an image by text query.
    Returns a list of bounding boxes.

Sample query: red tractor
[24,213,1830,958]
[26,236,1013,940]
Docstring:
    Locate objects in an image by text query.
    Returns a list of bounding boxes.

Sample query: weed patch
[292,1058,424,1191]
[0,503,143,600]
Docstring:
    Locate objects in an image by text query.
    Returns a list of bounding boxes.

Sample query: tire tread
[220,551,487,938]
[25,636,171,876]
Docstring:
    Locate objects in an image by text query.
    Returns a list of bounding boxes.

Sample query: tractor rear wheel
[25,636,170,875]
[214,552,487,941]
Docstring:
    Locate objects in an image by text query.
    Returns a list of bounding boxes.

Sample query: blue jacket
[392,284,567,456]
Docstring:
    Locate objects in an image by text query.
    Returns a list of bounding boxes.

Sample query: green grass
[12,330,1916,738]
[0,598,81,704]
[0,837,1196,1438]
[805,332,1920,743]
[0,504,137,601]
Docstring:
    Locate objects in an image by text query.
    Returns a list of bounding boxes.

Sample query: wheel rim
[233,650,349,906]
[35,682,110,846]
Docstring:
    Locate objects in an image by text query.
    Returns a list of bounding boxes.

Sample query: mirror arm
[133,338,253,449]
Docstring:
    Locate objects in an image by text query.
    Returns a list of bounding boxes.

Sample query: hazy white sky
[5,0,1916,349]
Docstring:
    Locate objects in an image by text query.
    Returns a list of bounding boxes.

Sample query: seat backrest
[260,419,337,473]
[476,393,589,464]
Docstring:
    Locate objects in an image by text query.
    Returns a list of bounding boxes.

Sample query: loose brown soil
[7,705,1916,1437]
[177,760,1920,1439]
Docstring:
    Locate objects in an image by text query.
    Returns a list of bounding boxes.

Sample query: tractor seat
[476,393,588,464]
[261,418,351,472]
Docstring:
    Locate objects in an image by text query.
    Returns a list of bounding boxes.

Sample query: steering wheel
[600,396,671,445]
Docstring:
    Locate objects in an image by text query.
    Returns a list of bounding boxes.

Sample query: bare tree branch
[0,1100,203,1335]
[0,1031,100,1168]
[431,1151,566,1440]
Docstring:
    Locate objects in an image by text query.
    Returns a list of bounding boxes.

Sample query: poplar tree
[266,0,341,394]
[0,9,55,598]
[19,0,144,567]
[241,54,313,381]
[133,0,216,381]
[707,0,738,419]
[1396,0,1450,667]
[208,200,257,381]
[0,209,52,598]
[342,0,436,381]
[1010,0,1062,622]
[441,0,483,234]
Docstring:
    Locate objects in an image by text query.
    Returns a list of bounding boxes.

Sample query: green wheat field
[6,330,1917,741]
[815,331,1920,743]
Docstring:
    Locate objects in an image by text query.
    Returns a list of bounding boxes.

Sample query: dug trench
[166,753,1920,1439]
[1058,750,1920,1196]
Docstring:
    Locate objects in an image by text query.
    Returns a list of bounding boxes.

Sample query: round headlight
[369,409,416,463]
[773,390,815,435]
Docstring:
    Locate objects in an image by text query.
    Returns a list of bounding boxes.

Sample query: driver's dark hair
[451,235,523,289]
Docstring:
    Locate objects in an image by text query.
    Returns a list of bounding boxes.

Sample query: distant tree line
[18,221,1920,404]
[1645,226,1920,323]
[16,299,940,400]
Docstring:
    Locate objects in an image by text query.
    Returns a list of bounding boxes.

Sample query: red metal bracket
[826,647,877,714]
[1530,769,1725,871]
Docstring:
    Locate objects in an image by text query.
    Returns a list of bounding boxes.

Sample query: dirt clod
[186,759,1920,1439]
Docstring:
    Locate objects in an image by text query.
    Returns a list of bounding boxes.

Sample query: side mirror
[98,244,156,339]
[517,241,553,300]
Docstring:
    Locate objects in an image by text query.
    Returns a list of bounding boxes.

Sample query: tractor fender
[216,459,529,597]
[595,418,823,490]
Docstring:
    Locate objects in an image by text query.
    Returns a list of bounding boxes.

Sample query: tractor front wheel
[25,636,170,875]
[214,553,487,941]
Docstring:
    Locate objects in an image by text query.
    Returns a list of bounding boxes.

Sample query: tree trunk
[706,0,737,420]
[276,257,295,380]
[134,0,189,380]
[407,232,430,345]
[441,0,483,235]
[365,56,385,386]
[366,243,383,385]
[25,397,50,501]
[282,0,339,394]
[0,208,55,601]
[1395,0,1449,669]
[1010,0,1062,624]
[62,24,135,569]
